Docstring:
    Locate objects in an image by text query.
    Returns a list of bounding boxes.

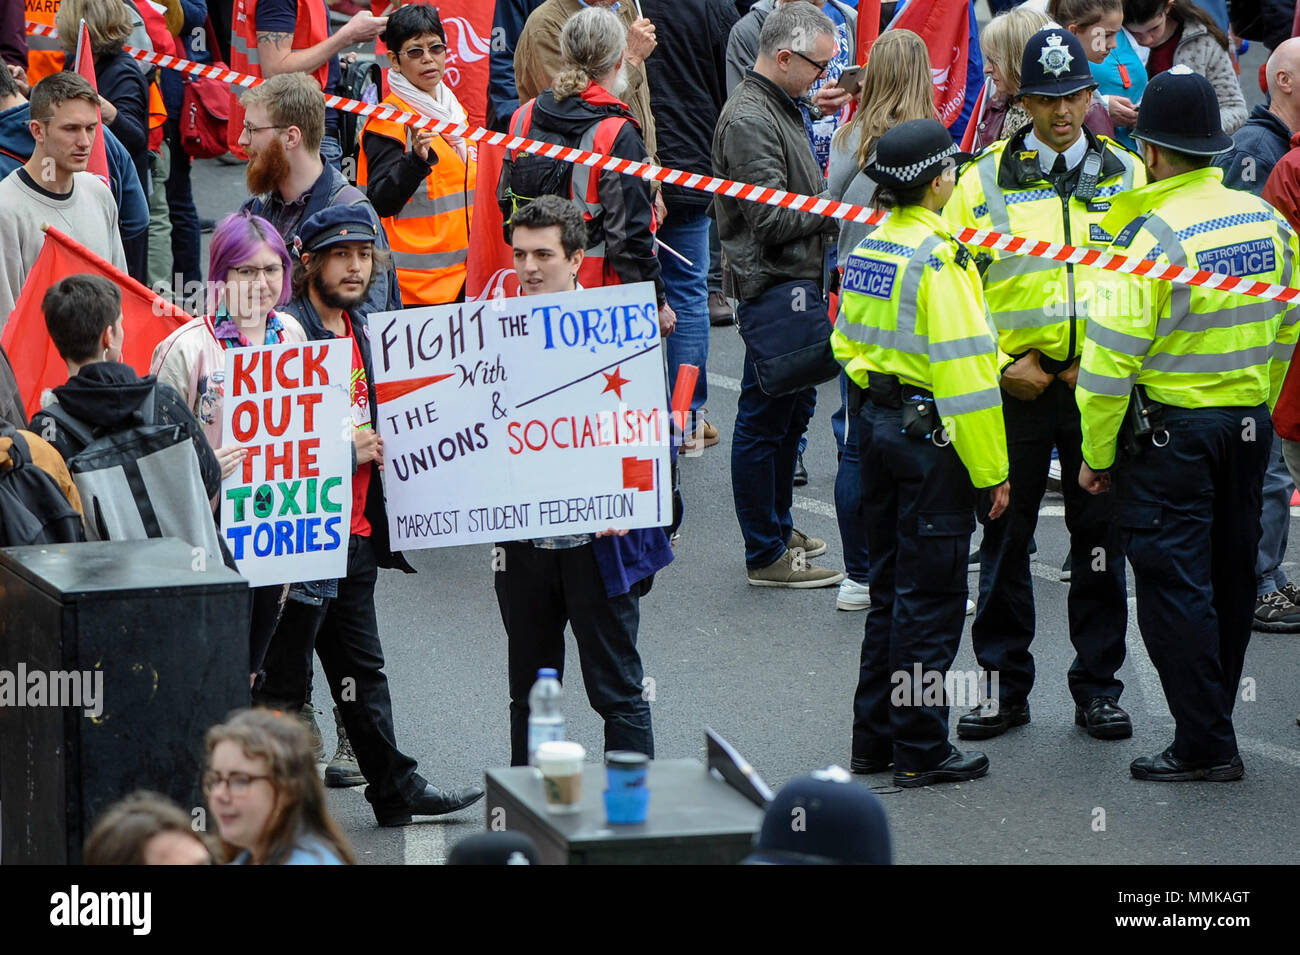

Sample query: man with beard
[238,72,401,319]
[257,203,486,825]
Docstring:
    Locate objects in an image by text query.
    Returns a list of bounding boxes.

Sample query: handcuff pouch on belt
[866,373,949,446]
[1120,384,1169,457]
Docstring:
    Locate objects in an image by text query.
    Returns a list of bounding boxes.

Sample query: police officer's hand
[1079,463,1110,495]
[658,302,677,337]
[1000,350,1054,401]
[1057,358,1080,390]
[412,128,437,163]
[988,480,1010,521]
[1108,95,1139,128]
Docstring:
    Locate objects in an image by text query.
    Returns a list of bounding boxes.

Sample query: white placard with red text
[367,282,672,549]
[219,340,353,587]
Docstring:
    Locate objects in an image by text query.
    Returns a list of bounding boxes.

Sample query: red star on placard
[601,366,630,399]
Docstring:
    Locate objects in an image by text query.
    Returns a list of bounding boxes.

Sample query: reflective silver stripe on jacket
[231,31,260,66]
[1144,344,1274,374]
[1078,367,1134,396]
[937,386,1003,415]
[1087,322,1150,357]
[392,248,469,271]
[976,158,1011,234]
[401,187,476,220]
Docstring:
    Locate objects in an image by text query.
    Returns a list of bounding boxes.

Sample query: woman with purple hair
[151,211,308,683]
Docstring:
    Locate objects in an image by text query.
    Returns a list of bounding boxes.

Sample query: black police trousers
[972,378,1128,705]
[1117,405,1269,763]
[852,401,975,772]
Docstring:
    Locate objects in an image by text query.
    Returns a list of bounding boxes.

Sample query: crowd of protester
[4,0,1300,862]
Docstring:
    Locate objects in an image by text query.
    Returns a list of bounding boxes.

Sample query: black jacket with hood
[30,361,221,500]
[512,83,666,305]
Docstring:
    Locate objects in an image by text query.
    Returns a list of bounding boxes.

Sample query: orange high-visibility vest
[357,92,476,305]
[508,98,628,290]
[227,0,331,158]
[25,0,65,85]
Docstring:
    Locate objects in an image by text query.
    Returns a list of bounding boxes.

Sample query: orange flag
[1,228,193,420]
[74,20,112,188]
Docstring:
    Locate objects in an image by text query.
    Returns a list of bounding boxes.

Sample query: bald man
[1215,37,1300,196]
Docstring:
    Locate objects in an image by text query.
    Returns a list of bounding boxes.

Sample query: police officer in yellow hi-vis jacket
[1078,67,1300,782]
[946,28,1144,744]
[833,119,1010,788]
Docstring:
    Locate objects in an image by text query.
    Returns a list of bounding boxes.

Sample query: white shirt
[1024,129,1089,178]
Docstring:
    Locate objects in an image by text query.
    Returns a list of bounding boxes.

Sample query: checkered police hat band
[875,141,961,183]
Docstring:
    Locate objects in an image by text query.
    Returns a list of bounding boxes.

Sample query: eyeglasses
[242,122,287,136]
[399,44,447,60]
[785,49,830,76]
[231,264,285,280]
[202,771,273,795]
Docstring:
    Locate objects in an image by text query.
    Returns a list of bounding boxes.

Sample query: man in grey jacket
[713,1,843,588]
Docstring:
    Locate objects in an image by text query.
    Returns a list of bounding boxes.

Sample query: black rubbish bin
[0,538,249,864]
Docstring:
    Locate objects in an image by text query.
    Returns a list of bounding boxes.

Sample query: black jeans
[1116,405,1269,763]
[256,535,424,812]
[853,402,975,773]
[494,540,653,766]
[972,378,1128,705]
[164,118,202,295]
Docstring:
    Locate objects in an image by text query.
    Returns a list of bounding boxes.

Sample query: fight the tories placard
[219,340,353,587]
[368,283,673,550]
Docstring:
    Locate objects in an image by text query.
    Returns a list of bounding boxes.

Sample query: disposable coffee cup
[537,741,585,814]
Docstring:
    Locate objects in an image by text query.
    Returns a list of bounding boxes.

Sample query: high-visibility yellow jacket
[1077,165,1300,469]
[945,127,1145,367]
[358,92,476,306]
[832,204,1009,489]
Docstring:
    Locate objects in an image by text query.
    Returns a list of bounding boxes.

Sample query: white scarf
[387,70,470,164]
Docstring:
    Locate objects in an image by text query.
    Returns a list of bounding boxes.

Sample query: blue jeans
[658,211,710,429]
[1255,429,1293,595]
[732,352,816,568]
[834,373,870,582]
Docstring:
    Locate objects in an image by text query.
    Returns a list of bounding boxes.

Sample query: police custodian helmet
[1132,65,1233,156]
[1018,28,1096,98]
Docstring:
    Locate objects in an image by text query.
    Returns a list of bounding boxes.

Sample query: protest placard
[368,282,673,550]
[219,340,353,587]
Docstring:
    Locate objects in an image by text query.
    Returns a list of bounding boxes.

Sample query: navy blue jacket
[1215,104,1293,197]
[487,0,546,132]
[279,293,416,575]
[0,101,150,241]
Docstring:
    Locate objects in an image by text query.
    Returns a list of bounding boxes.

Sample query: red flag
[466,142,520,300]
[622,457,654,492]
[856,0,882,63]
[74,21,112,188]
[1,228,193,420]
[961,77,992,153]
[890,0,972,128]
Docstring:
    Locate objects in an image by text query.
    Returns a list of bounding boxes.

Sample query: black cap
[740,768,892,865]
[1133,66,1232,156]
[864,119,972,191]
[293,205,379,257]
[447,831,541,865]
[1018,28,1097,98]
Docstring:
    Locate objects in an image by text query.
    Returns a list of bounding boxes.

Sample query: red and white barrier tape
[25,20,1300,306]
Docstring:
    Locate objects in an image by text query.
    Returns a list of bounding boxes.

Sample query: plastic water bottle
[527,668,565,767]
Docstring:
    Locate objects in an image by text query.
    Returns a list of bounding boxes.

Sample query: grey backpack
[42,390,225,568]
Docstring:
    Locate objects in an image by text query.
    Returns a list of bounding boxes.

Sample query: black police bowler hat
[294,205,379,257]
[1018,28,1097,98]
[864,119,972,191]
[1133,66,1233,156]
[740,768,892,865]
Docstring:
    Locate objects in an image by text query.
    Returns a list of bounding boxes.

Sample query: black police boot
[956,700,1030,739]
[894,748,989,788]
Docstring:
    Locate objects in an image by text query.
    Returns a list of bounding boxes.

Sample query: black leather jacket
[711,70,838,302]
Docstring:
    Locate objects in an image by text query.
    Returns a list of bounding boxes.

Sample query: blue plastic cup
[603,751,649,824]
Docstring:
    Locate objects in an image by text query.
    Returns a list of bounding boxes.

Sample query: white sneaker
[965,599,976,616]
[836,578,871,611]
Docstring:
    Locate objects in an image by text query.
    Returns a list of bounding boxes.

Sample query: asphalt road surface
[183,40,1300,866]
